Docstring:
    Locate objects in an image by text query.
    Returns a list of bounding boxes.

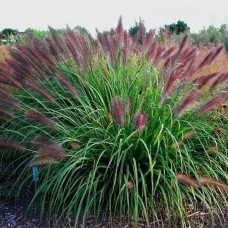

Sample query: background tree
[166,20,190,35]
[0,28,19,39]
[74,26,90,36]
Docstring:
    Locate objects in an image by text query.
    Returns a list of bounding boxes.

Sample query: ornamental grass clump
[0,18,227,226]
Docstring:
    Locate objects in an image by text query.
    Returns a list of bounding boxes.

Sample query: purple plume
[196,92,228,116]
[0,140,25,152]
[25,109,56,129]
[112,97,125,127]
[133,111,148,131]
[173,91,200,117]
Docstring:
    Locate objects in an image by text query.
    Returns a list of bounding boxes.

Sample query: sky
[1,0,228,34]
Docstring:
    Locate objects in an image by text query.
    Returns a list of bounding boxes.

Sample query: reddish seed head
[0,92,20,109]
[196,92,228,116]
[198,177,228,190]
[210,73,228,91]
[174,35,188,61]
[112,97,125,127]
[25,109,56,129]
[214,128,222,135]
[192,73,218,89]
[25,80,55,102]
[116,16,124,39]
[162,46,176,60]
[146,42,157,61]
[173,91,199,117]
[34,140,67,160]
[176,173,199,188]
[163,72,179,97]
[127,181,134,191]
[0,108,14,119]
[30,157,58,167]
[197,50,214,69]
[0,140,25,152]
[37,145,67,160]
[210,45,223,63]
[32,136,54,147]
[218,104,227,114]
[133,111,148,131]
[70,141,80,150]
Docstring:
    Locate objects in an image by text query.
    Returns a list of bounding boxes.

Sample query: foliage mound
[0,18,227,226]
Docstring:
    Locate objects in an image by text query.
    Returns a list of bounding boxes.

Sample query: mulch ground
[0,195,227,228]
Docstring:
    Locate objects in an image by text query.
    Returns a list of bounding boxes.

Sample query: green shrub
[74,26,90,36]
[0,19,227,226]
[0,28,19,45]
[24,28,66,40]
[192,24,228,52]
[0,28,18,39]
[166,20,190,35]
[24,28,50,40]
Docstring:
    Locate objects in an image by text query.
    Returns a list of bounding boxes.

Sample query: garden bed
[0,193,227,227]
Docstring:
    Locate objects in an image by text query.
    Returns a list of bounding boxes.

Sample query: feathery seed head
[176,173,199,188]
[112,97,126,127]
[133,111,148,131]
